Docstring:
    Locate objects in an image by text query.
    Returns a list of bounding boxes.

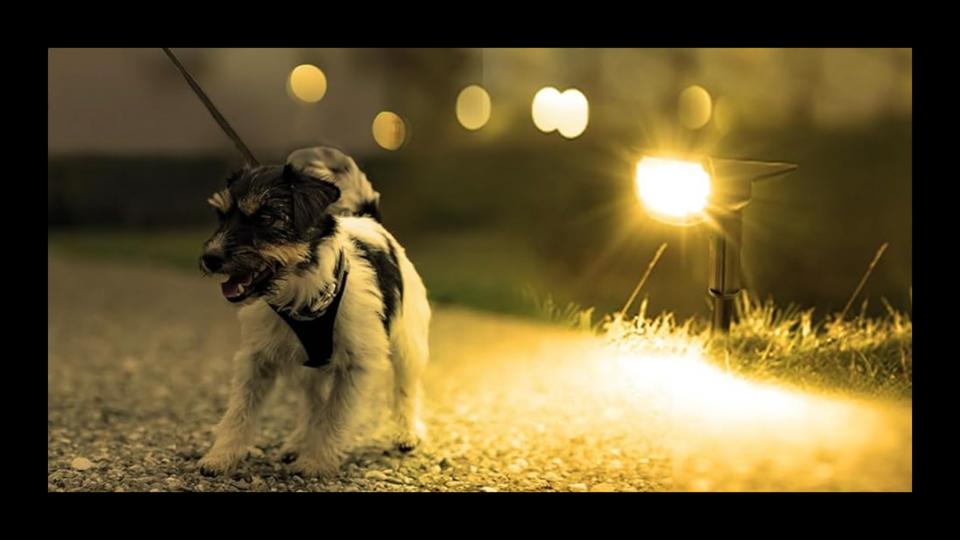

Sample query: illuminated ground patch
[48,252,911,492]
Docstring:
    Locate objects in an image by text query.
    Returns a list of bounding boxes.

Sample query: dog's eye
[257,213,277,227]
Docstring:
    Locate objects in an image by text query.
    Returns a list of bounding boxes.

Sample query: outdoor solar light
[635,154,798,333]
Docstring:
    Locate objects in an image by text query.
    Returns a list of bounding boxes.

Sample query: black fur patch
[296,215,338,274]
[353,237,403,332]
[357,198,383,222]
[285,164,342,236]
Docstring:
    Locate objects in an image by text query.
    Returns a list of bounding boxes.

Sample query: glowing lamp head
[635,157,712,226]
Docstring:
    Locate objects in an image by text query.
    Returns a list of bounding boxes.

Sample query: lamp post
[635,155,798,333]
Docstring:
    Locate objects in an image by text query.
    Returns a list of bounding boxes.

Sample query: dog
[196,147,430,478]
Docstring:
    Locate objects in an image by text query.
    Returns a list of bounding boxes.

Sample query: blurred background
[48,48,912,321]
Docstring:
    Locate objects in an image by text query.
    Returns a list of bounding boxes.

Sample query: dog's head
[200,164,341,304]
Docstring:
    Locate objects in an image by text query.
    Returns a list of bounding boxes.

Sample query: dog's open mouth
[220,267,274,302]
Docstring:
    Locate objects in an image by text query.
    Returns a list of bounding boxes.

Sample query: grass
[526,242,913,401]
[597,292,912,400]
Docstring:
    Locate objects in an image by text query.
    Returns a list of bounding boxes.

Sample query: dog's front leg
[279,394,310,463]
[199,349,277,476]
[280,371,336,463]
[293,366,368,478]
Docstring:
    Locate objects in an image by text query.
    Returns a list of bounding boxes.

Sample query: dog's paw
[292,449,344,480]
[393,431,421,453]
[279,438,303,464]
[291,455,342,479]
[198,451,243,477]
[393,421,426,453]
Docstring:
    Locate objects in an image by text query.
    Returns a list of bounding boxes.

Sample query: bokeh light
[532,86,562,132]
[532,87,589,138]
[456,85,492,131]
[372,111,407,150]
[557,89,589,139]
[635,156,711,225]
[288,64,327,103]
[678,85,712,129]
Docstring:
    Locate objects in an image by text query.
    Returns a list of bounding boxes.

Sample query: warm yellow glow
[635,157,711,225]
[532,86,562,132]
[372,111,406,151]
[557,89,589,139]
[614,352,810,424]
[585,343,909,490]
[288,64,327,103]
[678,85,712,129]
[532,87,589,138]
[456,85,491,130]
[713,96,734,134]
[427,309,910,491]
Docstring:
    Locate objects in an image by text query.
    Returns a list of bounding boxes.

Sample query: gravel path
[48,252,911,492]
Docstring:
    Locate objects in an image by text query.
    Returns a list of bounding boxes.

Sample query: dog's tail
[287,146,382,222]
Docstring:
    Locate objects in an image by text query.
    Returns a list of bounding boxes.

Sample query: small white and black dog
[197,146,430,478]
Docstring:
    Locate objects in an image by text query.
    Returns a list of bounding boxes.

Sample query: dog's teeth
[236,284,245,294]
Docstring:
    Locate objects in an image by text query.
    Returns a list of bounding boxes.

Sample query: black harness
[269,251,349,368]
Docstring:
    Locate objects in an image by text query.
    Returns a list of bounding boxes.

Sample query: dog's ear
[285,164,342,234]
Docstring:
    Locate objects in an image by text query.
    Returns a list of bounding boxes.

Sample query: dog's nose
[201,254,224,273]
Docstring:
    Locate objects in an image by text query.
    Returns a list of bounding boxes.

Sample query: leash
[162,47,345,367]
[161,48,260,167]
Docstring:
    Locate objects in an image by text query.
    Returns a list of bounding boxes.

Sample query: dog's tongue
[221,274,254,299]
